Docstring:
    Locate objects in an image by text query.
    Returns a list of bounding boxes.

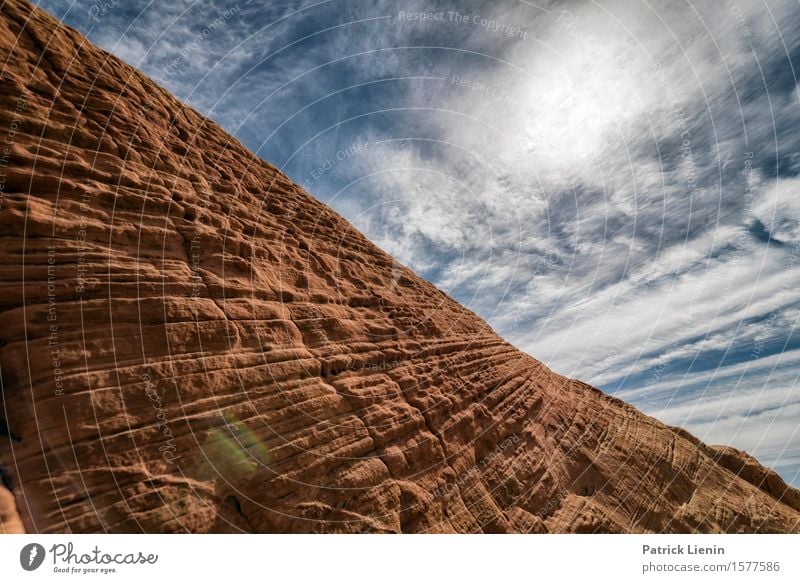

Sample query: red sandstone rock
[0,485,24,533]
[0,0,798,533]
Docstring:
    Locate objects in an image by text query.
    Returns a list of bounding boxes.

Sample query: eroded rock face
[0,485,23,533]
[0,0,798,533]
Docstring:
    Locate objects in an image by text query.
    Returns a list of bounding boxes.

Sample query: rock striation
[0,0,798,533]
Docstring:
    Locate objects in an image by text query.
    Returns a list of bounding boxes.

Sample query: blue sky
[37,0,800,486]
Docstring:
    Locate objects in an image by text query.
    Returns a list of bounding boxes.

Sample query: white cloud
[754,176,800,243]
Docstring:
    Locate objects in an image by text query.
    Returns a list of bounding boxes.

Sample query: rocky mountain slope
[0,0,798,533]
